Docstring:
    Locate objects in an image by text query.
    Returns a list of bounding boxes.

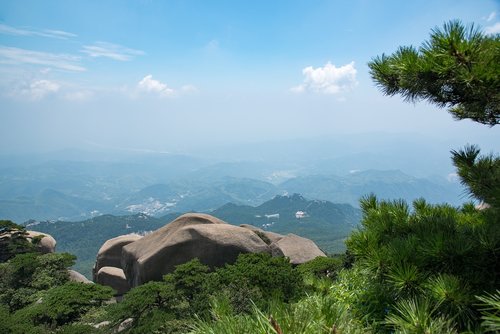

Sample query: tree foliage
[345,195,499,331]
[296,255,343,279]
[369,20,499,125]
[477,290,500,333]
[16,282,113,328]
[0,220,35,262]
[212,252,304,312]
[451,144,500,208]
[0,252,76,311]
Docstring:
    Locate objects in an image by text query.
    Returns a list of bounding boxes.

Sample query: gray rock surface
[118,318,134,333]
[93,234,142,281]
[270,233,326,264]
[27,231,56,253]
[95,266,130,296]
[239,224,284,244]
[68,269,93,284]
[122,213,271,287]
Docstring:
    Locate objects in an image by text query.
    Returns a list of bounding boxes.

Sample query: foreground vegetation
[1,192,499,333]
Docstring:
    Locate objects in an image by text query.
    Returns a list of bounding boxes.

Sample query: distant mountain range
[280,169,463,206]
[27,194,361,279]
[0,155,464,223]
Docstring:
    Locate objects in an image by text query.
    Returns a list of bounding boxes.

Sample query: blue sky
[0,0,499,153]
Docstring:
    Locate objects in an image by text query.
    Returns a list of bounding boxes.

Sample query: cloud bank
[12,79,60,100]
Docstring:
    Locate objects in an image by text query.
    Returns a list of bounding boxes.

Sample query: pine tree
[369,20,499,126]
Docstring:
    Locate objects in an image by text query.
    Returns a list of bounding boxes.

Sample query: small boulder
[95,266,130,296]
[93,321,111,329]
[68,269,93,284]
[122,213,271,287]
[270,233,326,265]
[27,231,56,254]
[93,234,142,281]
[118,318,134,333]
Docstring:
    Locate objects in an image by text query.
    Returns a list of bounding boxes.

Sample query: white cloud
[137,75,175,97]
[81,42,144,61]
[0,23,76,39]
[136,75,197,98]
[291,61,358,95]
[15,79,60,100]
[485,22,500,35]
[486,11,496,22]
[0,46,85,71]
[42,29,77,39]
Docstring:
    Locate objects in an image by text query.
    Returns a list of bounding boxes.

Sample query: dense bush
[15,282,113,328]
[211,252,304,312]
[0,252,76,311]
[0,220,36,262]
[296,255,343,279]
[0,249,110,333]
[345,195,499,331]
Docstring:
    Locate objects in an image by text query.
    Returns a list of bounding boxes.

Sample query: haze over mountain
[1,0,498,225]
[0,132,473,223]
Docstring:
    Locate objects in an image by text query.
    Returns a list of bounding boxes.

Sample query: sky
[0,0,499,154]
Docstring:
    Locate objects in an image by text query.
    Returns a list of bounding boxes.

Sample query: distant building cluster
[295,211,307,219]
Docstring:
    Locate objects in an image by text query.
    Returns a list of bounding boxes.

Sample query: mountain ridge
[1,166,462,223]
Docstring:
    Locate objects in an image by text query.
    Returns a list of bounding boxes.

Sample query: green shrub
[0,220,35,263]
[15,282,113,328]
[0,252,76,311]
[163,258,212,317]
[345,195,499,331]
[211,253,304,312]
[297,256,343,279]
[477,290,500,333]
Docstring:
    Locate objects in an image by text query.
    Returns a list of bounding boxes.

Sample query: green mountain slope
[211,194,361,254]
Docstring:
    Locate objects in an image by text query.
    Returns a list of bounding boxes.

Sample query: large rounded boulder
[270,233,326,264]
[93,234,142,280]
[27,231,56,254]
[122,213,271,287]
